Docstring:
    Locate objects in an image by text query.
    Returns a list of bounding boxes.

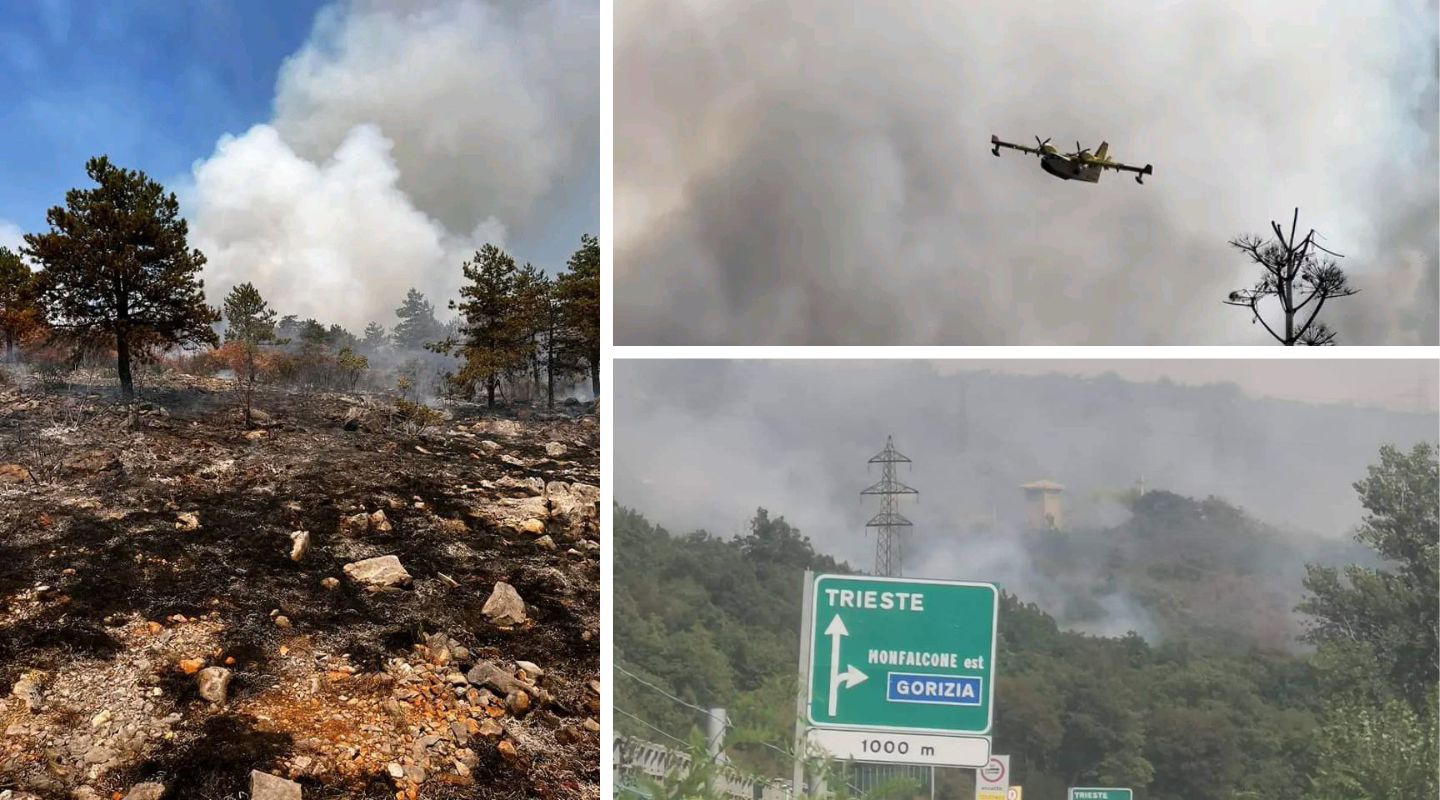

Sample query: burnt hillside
[0,374,600,799]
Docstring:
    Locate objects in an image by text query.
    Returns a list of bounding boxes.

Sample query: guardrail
[615,735,796,800]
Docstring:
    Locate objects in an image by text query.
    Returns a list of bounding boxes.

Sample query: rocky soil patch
[0,377,599,799]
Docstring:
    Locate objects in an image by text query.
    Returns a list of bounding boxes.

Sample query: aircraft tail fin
[1095,141,1109,160]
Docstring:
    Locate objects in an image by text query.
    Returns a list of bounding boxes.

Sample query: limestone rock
[342,555,412,589]
[482,582,527,626]
[123,783,167,800]
[249,770,302,800]
[544,441,567,458]
[197,667,231,705]
[465,660,528,697]
[175,511,201,531]
[62,450,121,476]
[10,673,42,712]
[545,481,599,538]
[289,530,311,562]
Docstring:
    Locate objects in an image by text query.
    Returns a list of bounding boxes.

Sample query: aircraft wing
[990,135,1042,157]
[1097,160,1155,183]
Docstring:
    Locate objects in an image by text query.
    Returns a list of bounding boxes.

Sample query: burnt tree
[23,156,218,398]
[1224,208,1357,346]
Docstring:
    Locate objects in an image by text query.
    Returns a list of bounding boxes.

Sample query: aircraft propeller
[1035,136,1051,151]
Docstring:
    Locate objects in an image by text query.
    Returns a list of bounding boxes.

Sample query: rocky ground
[0,373,600,799]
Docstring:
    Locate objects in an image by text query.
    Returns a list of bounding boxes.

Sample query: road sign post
[976,755,1010,800]
[800,573,998,767]
[1068,789,1133,800]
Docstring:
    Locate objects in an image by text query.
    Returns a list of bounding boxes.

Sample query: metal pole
[705,707,728,761]
[794,570,814,798]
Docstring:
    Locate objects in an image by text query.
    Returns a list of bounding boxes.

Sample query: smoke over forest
[615,0,1439,344]
[185,0,599,332]
[615,361,1437,641]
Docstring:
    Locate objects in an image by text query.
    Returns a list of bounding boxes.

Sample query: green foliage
[22,156,220,398]
[336,347,368,389]
[392,287,443,350]
[552,233,599,395]
[1306,691,1438,800]
[445,244,534,407]
[0,246,44,359]
[1295,442,1438,800]
[619,443,1440,800]
[222,281,281,427]
[362,321,389,352]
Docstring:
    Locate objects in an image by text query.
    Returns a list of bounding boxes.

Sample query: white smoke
[0,220,23,253]
[615,0,1438,344]
[186,0,597,331]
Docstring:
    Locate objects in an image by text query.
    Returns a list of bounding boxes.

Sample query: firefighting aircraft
[990,134,1154,184]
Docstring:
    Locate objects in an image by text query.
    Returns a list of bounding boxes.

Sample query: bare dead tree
[1224,208,1358,345]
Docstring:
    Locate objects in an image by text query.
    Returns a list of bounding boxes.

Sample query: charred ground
[0,372,599,799]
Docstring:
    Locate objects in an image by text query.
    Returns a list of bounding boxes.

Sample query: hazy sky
[932,359,1440,413]
[1,0,598,332]
[615,0,1439,345]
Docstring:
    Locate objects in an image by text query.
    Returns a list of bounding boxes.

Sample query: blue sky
[0,1,599,289]
[0,1,324,229]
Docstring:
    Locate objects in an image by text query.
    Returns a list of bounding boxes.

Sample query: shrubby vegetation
[616,444,1438,800]
[0,155,600,411]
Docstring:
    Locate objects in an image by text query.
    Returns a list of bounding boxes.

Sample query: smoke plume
[187,0,598,331]
[615,0,1438,344]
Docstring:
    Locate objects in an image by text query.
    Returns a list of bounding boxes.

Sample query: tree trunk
[244,350,255,428]
[589,357,598,399]
[546,355,555,409]
[116,330,134,400]
[486,376,496,408]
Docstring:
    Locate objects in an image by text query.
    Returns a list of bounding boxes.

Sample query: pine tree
[22,156,219,399]
[511,263,551,403]
[553,234,599,397]
[449,244,527,407]
[0,247,44,363]
[222,282,281,428]
[362,321,389,352]
[393,288,442,350]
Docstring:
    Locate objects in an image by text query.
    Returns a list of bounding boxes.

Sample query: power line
[615,705,693,751]
[618,662,872,798]
[616,662,728,725]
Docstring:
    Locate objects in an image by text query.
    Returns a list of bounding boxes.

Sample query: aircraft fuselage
[1041,154,1101,183]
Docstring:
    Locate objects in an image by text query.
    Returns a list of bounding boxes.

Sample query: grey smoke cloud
[614,360,1437,631]
[615,0,1439,344]
[186,0,597,332]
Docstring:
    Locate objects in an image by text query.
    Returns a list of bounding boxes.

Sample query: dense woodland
[0,156,600,410]
[616,443,1438,800]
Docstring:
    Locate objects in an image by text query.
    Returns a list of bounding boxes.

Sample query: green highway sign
[805,574,998,735]
[1068,789,1133,800]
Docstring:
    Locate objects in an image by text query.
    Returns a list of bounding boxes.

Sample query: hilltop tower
[1022,479,1065,530]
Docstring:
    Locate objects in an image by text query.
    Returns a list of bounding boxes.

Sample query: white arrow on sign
[825,615,869,716]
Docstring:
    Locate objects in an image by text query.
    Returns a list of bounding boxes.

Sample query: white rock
[249,770,302,800]
[289,530,311,562]
[342,555,412,589]
[197,667,231,705]
[482,582,527,626]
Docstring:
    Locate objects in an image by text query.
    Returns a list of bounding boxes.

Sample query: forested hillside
[615,444,1438,800]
